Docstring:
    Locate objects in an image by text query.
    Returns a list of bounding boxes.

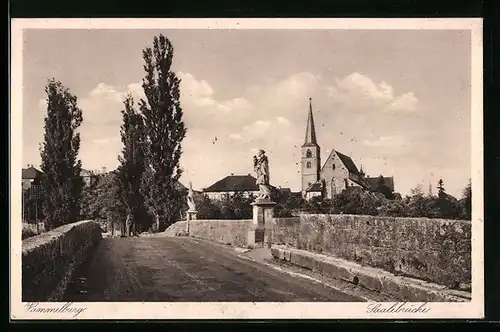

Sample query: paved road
[64,236,362,302]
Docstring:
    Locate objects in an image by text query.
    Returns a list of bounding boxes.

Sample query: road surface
[64,236,363,302]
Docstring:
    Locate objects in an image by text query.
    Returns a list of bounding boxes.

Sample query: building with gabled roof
[301,98,394,200]
[203,173,260,200]
[22,165,43,191]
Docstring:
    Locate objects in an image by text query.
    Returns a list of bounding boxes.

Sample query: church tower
[301,98,321,195]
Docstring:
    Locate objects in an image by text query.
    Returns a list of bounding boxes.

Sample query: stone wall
[164,219,254,247]
[271,214,471,288]
[22,220,102,301]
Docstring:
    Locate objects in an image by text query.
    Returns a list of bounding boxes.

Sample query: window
[306,161,311,168]
[332,163,336,170]
[306,149,312,158]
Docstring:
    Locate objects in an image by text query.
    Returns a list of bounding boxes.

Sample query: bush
[295,183,469,220]
[195,192,253,220]
[22,226,37,240]
[378,199,409,217]
[328,188,385,216]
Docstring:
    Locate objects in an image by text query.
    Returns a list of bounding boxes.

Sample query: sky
[22,29,472,198]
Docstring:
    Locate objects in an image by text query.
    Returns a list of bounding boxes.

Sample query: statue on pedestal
[253,149,272,200]
[187,182,196,212]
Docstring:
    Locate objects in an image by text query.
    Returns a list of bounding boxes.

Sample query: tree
[407,185,431,217]
[80,172,126,235]
[194,194,221,219]
[459,180,472,220]
[139,34,187,232]
[437,179,446,198]
[39,79,83,230]
[375,175,394,199]
[116,95,150,236]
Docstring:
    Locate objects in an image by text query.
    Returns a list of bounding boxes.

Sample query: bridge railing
[22,220,102,302]
[271,214,471,290]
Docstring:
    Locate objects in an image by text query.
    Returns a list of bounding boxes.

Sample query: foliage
[330,188,385,215]
[22,225,37,240]
[195,192,254,220]
[273,187,304,217]
[437,178,446,198]
[458,179,472,220]
[375,175,395,199]
[80,172,126,232]
[288,180,472,221]
[115,95,151,234]
[193,193,220,219]
[139,34,187,232]
[39,79,83,230]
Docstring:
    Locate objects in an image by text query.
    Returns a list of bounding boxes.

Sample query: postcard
[10,18,483,320]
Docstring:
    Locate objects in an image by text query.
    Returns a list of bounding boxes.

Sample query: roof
[365,176,395,192]
[306,181,323,192]
[302,98,319,147]
[22,167,43,179]
[336,151,361,175]
[203,174,259,192]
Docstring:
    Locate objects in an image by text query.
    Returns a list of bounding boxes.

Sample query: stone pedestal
[248,200,276,248]
[186,210,197,234]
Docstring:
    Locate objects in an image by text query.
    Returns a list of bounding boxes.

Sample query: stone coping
[271,245,471,302]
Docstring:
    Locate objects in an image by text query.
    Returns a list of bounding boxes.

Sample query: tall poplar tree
[116,95,149,235]
[139,34,187,232]
[40,79,83,230]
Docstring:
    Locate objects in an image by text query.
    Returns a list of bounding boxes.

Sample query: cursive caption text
[366,302,430,314]
[24,302,87,318]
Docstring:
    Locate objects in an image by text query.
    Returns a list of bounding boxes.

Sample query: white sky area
[22,29,471,197]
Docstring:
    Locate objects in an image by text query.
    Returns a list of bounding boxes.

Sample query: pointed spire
[303,98,318,146]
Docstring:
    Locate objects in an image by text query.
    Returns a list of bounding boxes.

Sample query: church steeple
[303,98,318,147]
[301,98,321,195]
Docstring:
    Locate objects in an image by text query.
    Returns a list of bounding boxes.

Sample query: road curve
[64,236,362,302]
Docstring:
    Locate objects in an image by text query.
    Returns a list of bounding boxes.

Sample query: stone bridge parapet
[271,214,471,289]
[22,220,102,301]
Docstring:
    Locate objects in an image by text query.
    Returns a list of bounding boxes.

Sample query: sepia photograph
[10,18,483,320]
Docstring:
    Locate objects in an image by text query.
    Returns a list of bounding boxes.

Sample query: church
[301,99,395,200]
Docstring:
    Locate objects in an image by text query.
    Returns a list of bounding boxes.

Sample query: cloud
[363,135,408,148]
[240,120,271,141]
[178,72,214,99]
[229,133,243,140]
[328,72,418,113]
[386,92,418,113]
[276,116,291,125]
[32,71,429,196]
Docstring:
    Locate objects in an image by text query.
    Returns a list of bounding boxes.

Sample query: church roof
[302,98,318,147]
[365,176,395,192]
[203,174,259,192]
[336,151,362,175]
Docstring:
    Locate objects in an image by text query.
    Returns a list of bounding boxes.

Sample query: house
[22,165,43,191]
[301,98,394,199]
[203,174,261,200]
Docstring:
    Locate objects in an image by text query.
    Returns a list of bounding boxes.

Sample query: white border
[10,18,484,320]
